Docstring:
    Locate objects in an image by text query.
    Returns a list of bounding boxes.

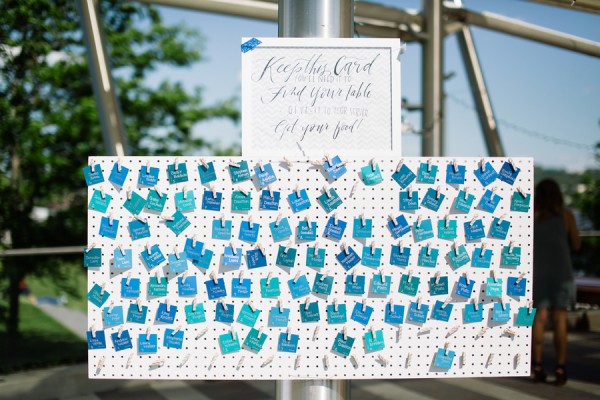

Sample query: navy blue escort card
[167,162,188,184]
[323,217,347,240]
[232,277,252,298]
[87,330,106,350]
[384,303,405,324]
[406,301,429,323]
[392,163,416,188]
[128,219,150,241]
[323,155,347,180]
[388,215,410,239]
[507,276,527,296]
[155,302,177,324]
[254,162,277,187]
[474,161,498,187]
[260,190,281,210]
[446,163,466,185]
[202,190,222,211]
[287,188,311,212]
[478,189,502,213]
[205,277,227,299]
[247,248,267,269]
[215,303,235,323]
[390,245,410,267]
[350,301,374,325]
[464,218,486,241]
[336,245,361,271]
[421,188,445,212]
[111,330,133,352]
[498,160,520,185]
[455,276,475,298]
[108,162,129,187]
[399,189,419,211]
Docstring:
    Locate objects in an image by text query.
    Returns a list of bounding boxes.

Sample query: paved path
[35,302,87,340]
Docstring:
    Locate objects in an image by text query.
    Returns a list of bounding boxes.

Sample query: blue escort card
[140,245,166,270]
[288,189,311,212]
[139,165,159,186]
[99,216,119,239]
[306,247,326,268]
[384,303,405,324]
[324,155,347,180]
[313,274,334,295]
[478,189,502,213]
[121,278,140,298]
[429,276,449,296]
[361,246,382,267]
[147,276,168,297]
[299,302,320,322]
[237,303,261,327]
[84,248,102,268]
[490,218,510,239]
[417,162,438,184]
[438,219,457,240]
[260,190,281,211]
[431,300,453,322]
[400,190,419,211]
[406,301,429,323]
[83,163,104,186]
[474,161,498,187]
[219,332,241,354]
[388,215,410,239]
[239,221,260,243]
[198,161,216,184]
[205,277,227,299]
[364,329,385,352]
[516,307,537,326]
[350,302,373,325]
[288,275,311,299]
[103,305,124,327]
[327,303,347,324]
[390,246,410,267]
[108,163,129,187]
[124,191,146,215]
[318,188,343,213]
[138,333,158,353]
[418,246,439,267]
[399,274,420,296]
[277,332,299,353]
[192,249,213,271]
[155,303,177,324]
[184,239,203,260]
[145,190,167,212]
[434,348,455,369]
[215,303,235,323]
[269,307,290,327]
[324,217,347,240]
[127,303,148,324]
[167,162,188,184]
[353,218,373,238]
[345,275,366,294]
[392,163,416,188]
[454,190,475,213]
[254,162,277,187]
[184,303,206,324]
[87,284,110,307]
[507,277,527,296]
[501,245,521,266]
[413,219,434,242]
[223,247,243,268]
[448,245,470,269]
[212,219,233,240]
[88,190,112,213]
[87,330,106,349]
[178,276,198,296]
[276,245,297,268]
[511,191,531,212]
[243,328,268,352]
[446,163,466,184]
[128,219,150,241]
[472,247,493,268]
[228,160,251,183]
[464,303,483,323]
[498,161,520,185]
[486,278,503,297]
[464,219,486,241]
[361,163,383,185]
[166,211,191,236]
[247,248,267,269]
[260,277,281,297]
[231,191,251,211]
[336,246,361,271]
[421,188,445,212]
[370,275,392,295]
[455,276,475,298]
[201,190,222,211]
[332,332,355,356]
[111,330,133,352]
[232,278,252,298]
[492,302,511,323]
[297,221,318,241]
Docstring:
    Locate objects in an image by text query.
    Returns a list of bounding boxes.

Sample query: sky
[149,0,600,172]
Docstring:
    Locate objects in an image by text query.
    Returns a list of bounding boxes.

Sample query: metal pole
[277,1,352,399]
[76,0,129,156]
[421,0,444,156]
[456,26,505,156]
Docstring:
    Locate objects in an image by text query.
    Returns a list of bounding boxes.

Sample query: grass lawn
[0,301,87,374]
[26,262,88,313]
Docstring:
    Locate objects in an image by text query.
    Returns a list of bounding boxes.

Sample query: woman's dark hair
[534,178,564,217]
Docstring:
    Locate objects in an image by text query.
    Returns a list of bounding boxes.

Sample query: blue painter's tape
[241,38,262,53]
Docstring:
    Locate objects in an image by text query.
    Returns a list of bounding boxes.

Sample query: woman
[532,179,581,386]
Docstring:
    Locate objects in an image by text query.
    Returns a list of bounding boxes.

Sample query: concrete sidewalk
[35,302,87,340]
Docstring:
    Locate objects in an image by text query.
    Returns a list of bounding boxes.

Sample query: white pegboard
[86,157,534,379]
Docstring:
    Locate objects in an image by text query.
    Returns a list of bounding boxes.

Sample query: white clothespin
[99,187,106,199]
[313,242,320,256]
[490,269,498,283]
[500,297,506,311]
[508,240,515,254]
[196,327,208,339]
[370,241,377,256]
[434,271,441,285]
[416,296,423,310]
[160,214,174,221]
[96,356,106,370]
[192,297,198,312]
[419,326,431,334]
[389,214,398,226]
[107,213,114,226]
[369,158,377,172]
[351,354,360,367]
[427,158,432,172]
[230,326,236,340]
[283,156,293,168]
[360,212,366,227]
[362,298,368,312]
[210,271,218,284]
[508,158,517,172]
[352,268,358,283]
[447,325,460,337]
[228,159,240,168]
[268,184,274,198]
[305,215,312,229]
[517,187,527,198]
[395,159,404,173]
[461,352,467,367]
[350,182,358,197]
[333,298,339,312]
[261,355,274,367]
[154,186,162,198]
[479,158,486,172]
[266,271,273,286]
[172,325,182,335]
[444,342,450,356]
[342,325,348,340]
[117,158,123,173]
[237,355,245,369]
[256,243,266,257]
[237,185,249,197]
[479,242,487,257]
[407,269,414,282]
[210,183,217,199]
[379,269,385,283]
[453,240,459,256]
[504,327,516,336]
[278,298,284,313]
[257,160,265,172]
[378,354,389,366]
[295,355,302,369]
[426,242,432,256]
[370,325,377,339]
[463,272,470,284]
[528,300,534,315]
[173,157,179,170]
[323,185,332,199]
[283,240,292,255]
[486,353,494,367]
[150,358,166,369]
[247,300,256,313]
[477,326,488,337]
[320,270,329,281]
[407,185,413,199]
[406,353,412,368]
[275,213,283,227]
[470,214,479,226]
[287,327,292,341]
[516,272,526,284]
[397,326,403,341]
[463,186,470,200]
[497,213,507,225]
[100,282,106,296]
[323,354,329,369]
[452,159,458,173]
[441,297,452,310]
[200,158,209,169]
[126,353,134,369]
[398,240,404,254]
[89,324,96,338]
[515,353,521,367]
[173,245,180,259]
[341,242,350,256]
[304,297,311,311]
[85,243,96,253]
[209,354,219,368]
[143,160,151,174]
[178,354,190,368]
[293,271,302,284]
[125,272,132,286]
[117,244,126,256]
[219,298,227,310]
[247,215,254,229]
[416,215,423,229]
[229,240,237,254]
[445,214,450,228]
[133,215,147,224]
[295,185,301,198]
[136,298,143,312]
[165,298,170,313]
[436,185,442,200]
[313,325,320,340]
[107,301,115,314]
[238,270,245,285]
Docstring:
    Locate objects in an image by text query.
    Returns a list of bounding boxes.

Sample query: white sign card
[241,38,402,158]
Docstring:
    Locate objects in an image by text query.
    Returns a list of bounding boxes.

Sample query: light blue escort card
[336,246,361,271]
[121,278,140,298]
[364,329,385,352]
[384,304,405,324]
[507,277,527,296]
[351,302,373,325]
[327,304,347,324]
[238,221,260,243]
[223,247,243,268]
[237,303,261,327]
[306,247,326,268]
[324,155,347,180]
[260,277,281,297]
[446,163,466,185]
[472,247,493,268]
[124,191,146,215]
[287,189,311,212]
[501,245,521,266]
[88,190,112,213]
[228,160,251,183]
[406,301,429,323]
[138,165,159,186]
[288,275,311,299]
[231,191,251,211]
[478,189,502,213]
[464,303,483,323]
[108,163,129,187]
[418,246,439,267]
[167,162,188,184]
[212,219,232,240]
[370,275,392,295]
[417,162,438,184]
[260,190,281,211]
[103,305,124,327]
[490,218,510,239]
[99,216,119,239]
[299,301,320,322]
[297,221,317,241]
[83,163,104,186]
[498,161,520,185]
[184,303,206,324]
[400,190,419,211]
[148,277,168,297]
[145,190,167,212]
[191,249,213,270]
[205,277,227,299]
[111,330,133,352]
[87,283,110,307]
[332,332,355,356]
[127,303,148,324]
[166,211,191,236]
[474,161,498,187]
[455,276,475,298]
[464,219,486,241]
[84,248,102,268]
[413,219,434,242]
[353,217,373,238]
[318,188,343,213]
[434,348,455,369]
[454,190,475,213]
[198,161,216,184]
[155,303,177,324]
[437,219,457,240]
[516,306,537,326]
[388,215,410,239]
[168,253,188,273]
[421,188,445,212]
[276,246,297,268]
[447,245,470,269]
[247,249,267,269]
[219,332,241,354]
[429,276,449,296]
[277,332,299,353]
[177,276,197,296]
[201,190,222,211]
[361,246,382,267]
[138,333,158,353]
[254,162,277,187]
[87,330,106,349]
[398,274,420,296]
[232,278,252,298]
[486,278,503,297]
[361,163,383,185]
[492,302,511,323]
[392,163,416,188]
[269,307,290,327]
[243,328,268,352]
[511,191,531,212]
[345,275,366,295]
[128,219,150,241]
[431,300,453,322]
[215,303,234,323]
[324,217,347,240]
[312,273,334,295]
[390,246,410,267]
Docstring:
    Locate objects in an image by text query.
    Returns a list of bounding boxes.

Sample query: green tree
[0,0,239,354]
[575,144,600,229]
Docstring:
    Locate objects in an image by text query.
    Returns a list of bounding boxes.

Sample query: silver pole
[76,0,129,156]
[421,0,444,156]
[277,1,352,399]
[456,26,505,157]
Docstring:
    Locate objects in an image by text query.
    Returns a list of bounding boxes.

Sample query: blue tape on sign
[241,38,262,53]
